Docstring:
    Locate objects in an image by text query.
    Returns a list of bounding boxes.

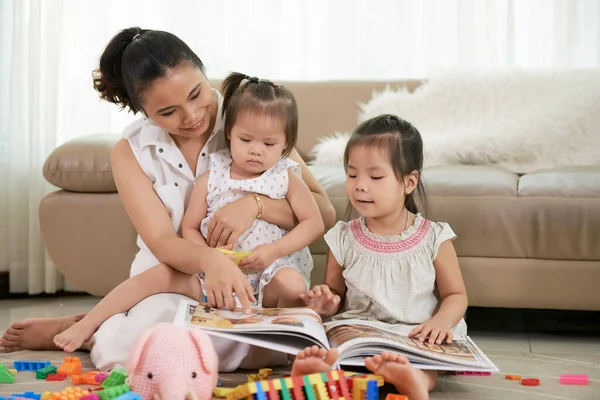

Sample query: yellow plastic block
[218,248,253,265]
[8,368,17,375]
[214,387,236,398]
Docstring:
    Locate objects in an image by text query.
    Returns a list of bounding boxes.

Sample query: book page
[174,299,330,352]
[325,321,495,369]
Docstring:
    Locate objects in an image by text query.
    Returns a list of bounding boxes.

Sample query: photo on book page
[184,301,323,331]
[326,323,479,363]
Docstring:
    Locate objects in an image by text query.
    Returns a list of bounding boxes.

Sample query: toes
[309,345,321,356]
[316,348,328,358]
[6,327,22,336]
[2,333,19,343]
[324,348,339,365]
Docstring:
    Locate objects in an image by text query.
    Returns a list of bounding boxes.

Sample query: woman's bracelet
[252,194,263,219]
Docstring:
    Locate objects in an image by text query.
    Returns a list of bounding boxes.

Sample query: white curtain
[1,0,599,293]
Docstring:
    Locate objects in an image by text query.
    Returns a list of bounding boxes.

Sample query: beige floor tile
[529,333,600,355]
[469,331,531,353]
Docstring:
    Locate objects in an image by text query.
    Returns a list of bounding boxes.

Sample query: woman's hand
[238,244,279,273]
[203,248,256,312]
[207,195,258,248]
[408,317,454,344]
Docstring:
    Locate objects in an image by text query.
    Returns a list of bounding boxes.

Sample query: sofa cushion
[43,134,119,192]
[518,167,600,197]
[309,164,600,262]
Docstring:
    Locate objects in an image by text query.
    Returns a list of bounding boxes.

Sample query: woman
[0,27,335,371]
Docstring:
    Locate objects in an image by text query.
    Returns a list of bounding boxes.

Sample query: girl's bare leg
[53,264,201,352]
[261,267,307,308]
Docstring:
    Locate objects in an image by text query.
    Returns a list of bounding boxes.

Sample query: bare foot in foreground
[0,314,86,353]
[365,352,435,400]
[291,346,339,376]
[53,319,96,353]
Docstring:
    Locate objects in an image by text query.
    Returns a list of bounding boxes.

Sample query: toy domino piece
[560,374,588,385]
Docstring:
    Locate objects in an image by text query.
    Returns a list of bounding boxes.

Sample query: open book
[173,299,498,372]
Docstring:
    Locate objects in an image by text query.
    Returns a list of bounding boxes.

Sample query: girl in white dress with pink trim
[301,114,469,400]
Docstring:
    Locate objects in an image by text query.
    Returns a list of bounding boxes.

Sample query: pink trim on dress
[349,218,431,253]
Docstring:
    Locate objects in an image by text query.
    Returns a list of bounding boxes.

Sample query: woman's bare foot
[364,352,435,400]
[291,346,339,376]
[53,319,96,353]
[0,314,85,353]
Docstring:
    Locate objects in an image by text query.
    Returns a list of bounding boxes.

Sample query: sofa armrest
[43,134,119,193]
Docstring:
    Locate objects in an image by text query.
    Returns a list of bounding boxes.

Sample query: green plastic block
[0,364,15,383]
[36,364,58,379]
[98,383,131,400]
[102,370,128,388]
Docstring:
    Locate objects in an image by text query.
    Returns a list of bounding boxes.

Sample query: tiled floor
[1,296,599,399]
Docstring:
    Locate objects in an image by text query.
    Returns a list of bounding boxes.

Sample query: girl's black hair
[220,73,298,157]
[344,114,428,216]
[93,27,205,114]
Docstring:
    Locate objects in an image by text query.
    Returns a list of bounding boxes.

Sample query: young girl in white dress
[300,114,469,400]
[52,72,324,352]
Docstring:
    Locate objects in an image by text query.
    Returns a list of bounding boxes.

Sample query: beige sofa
[40,80,600,311]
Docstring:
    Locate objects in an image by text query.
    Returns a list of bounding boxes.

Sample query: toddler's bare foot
[53,319,95,353]
[0,314,85,353]
[291,346,338,376]
[364,352,434,400]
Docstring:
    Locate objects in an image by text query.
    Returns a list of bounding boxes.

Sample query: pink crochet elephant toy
[126,322,219,400]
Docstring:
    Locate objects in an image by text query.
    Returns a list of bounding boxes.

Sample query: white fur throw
[311,70,600,173]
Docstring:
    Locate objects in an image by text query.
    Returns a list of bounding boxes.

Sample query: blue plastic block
[12,361,50,371]
[253,380,267,400]
[9,393,42,400]
[114,393,144,400]
[366,380,378,400]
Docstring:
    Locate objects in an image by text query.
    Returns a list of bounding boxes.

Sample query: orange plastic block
[57,356,83,376]
[385,395,408,400]
[72,370,102,385]
[504,374,522,381]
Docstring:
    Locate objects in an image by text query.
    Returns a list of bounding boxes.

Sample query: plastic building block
[41,387,88,399]
[98,383,130,400]
[35,365,57,380]
[12,361,50,371]
[72,371,104,385]
[214,387,236,398]
[0,364,16,383]
[57,356,82,376]
[455,371,491,376]
[9,394,41,400]
[521,378,540,386]
[0,397,33,400]
[254,379,268,400]
[385,395,408,400]
[80,395,100,400]
[102,370,128,388]
[365,380,378,400]
[559,374,588,385]
[46,373,67,381]
[8,369,17,375]
[113,393,143,400]
[504,374,521,381]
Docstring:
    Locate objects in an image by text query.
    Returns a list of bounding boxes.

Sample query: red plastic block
[385,395,408,400]
[504,374,522,381]
[521,378,540,386]
[560,374,588,385]
[46,373,68,381]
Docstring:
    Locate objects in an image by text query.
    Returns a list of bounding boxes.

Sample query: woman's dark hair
[93,27,205,114]
[220,73,297,157]
[343,114,428,217]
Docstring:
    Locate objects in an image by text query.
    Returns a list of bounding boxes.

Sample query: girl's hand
[409,318,454,344]
[207,195,257,248]
[300,285,341,317]
[203,248,256,313]
[238,244,278,273]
